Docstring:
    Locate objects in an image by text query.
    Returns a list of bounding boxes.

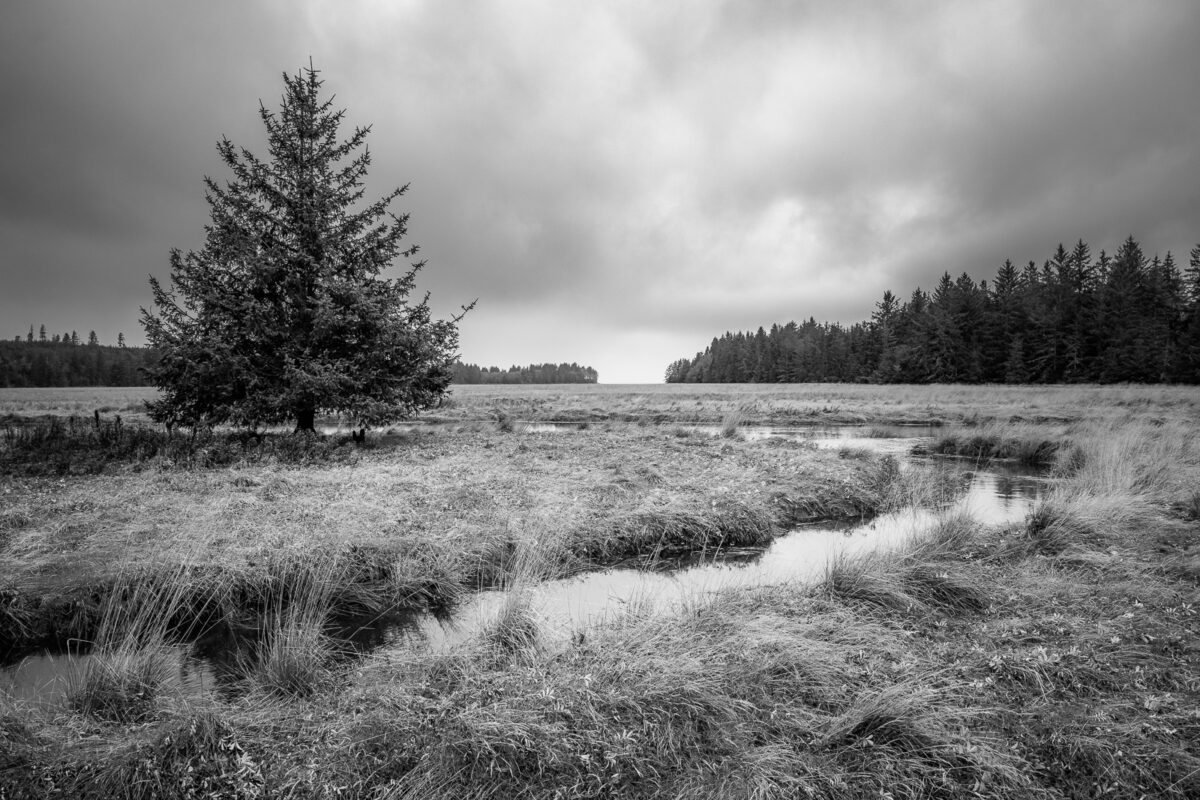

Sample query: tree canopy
[142,64,469,431]
[666,236,1200,385]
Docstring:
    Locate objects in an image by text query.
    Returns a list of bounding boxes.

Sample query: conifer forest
[666,237,1200,384]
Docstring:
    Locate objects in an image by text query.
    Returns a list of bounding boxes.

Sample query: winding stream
[1,426,1047,704]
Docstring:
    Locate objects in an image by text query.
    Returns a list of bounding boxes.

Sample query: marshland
[1,383,1198,799]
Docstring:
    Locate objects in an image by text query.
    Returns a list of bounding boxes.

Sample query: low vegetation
[1,386,1197,799]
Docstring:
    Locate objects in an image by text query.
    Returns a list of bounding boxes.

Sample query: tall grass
[919,420,1066,466]
[65,565,198,722]
[0,415,363,475]
[237,554,343,698]
[6,392,1199,798]
[719,408,747,439]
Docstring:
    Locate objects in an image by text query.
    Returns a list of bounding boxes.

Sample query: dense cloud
[2,0,1198,381]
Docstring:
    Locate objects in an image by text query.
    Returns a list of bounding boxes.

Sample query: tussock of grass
[62,709,265,800]
[234,555,343,698]
[918,421,1064,466]
[1005,489,1148,559]
[906,510,977,559]
[773,455,960,526]
[820,526,991,617]
[480,590,540,657]
[64,565,199,722]
[246,614,333,699]
[582,500,775,561]
[719,409,746,439]
[901,564,990,613]
[821,555,917,611]
[66,645,173,722]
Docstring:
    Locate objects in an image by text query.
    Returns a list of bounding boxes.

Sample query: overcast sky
[3,1,1198,383]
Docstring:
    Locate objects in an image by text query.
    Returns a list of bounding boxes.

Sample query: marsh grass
[0,415,358,475]
[919,420,1064,466]
[60,708,265,800]
[324,580,1032,800]
[5,390,1200,799]
[819,549,990,616]
[65,565,198,722]
[588,500,776,561]
[719,408,747,439]
[237,555,344,698]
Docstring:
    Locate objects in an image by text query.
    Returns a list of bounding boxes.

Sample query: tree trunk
[294,401,316,433]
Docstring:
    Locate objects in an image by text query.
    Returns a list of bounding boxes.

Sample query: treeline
[452,362,599,384]
[666,237,1200,384]
[0,336,601,389]
[0,340,157,387]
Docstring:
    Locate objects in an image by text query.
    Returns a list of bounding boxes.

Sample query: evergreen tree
[1176,244,1200,381]
[142,64,470,431]
[870,290,901,381]
[1099,237,1151,382]
[88,331,99,346]
[663,235,1196,386]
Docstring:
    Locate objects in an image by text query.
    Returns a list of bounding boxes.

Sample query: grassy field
[4,381,1199,426]
[1,384,1198,799]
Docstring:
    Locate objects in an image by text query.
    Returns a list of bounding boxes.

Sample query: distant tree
[26,326,33,343]
[70,331,79,346]
[870,290,900,381]
[117,332,126,348]
[663,234,1197,386]
[38,325,46,343]
[142,64,471,431]
[664,358,691,383]
[88,331,99,346]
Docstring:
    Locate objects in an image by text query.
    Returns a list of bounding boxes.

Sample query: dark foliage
[451,361,599,384]
[0,416,355,476]
[667,236,1200,384]
[0,341,155,387]
[141,64,470,432]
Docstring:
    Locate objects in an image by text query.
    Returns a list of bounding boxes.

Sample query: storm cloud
[3,0,1198,381]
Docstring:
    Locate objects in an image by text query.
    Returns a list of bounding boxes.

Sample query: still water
[373,459,1043,654]
[1,427,1046,704]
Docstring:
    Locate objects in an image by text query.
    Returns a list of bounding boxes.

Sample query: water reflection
[0,643,219,707]
[2,431,1048,703]
[397,461,1047,649]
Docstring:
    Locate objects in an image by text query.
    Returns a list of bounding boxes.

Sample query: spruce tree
[142,64,471,431]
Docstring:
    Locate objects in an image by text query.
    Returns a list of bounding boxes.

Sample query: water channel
[1,425,1048,705]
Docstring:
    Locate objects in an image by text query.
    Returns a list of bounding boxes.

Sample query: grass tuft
[64,564,198,722]
[65,709,265,800]
[900,564,990,613]
[821,555,914,612]
[719,409,746,439]
[481,590,540,656]
[66,645,172,722]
